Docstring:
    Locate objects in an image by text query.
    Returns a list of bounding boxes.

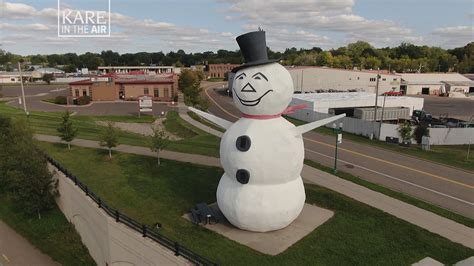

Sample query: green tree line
[1,41,473,73]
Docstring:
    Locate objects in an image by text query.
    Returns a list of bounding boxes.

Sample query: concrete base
[184,203,334,255]
[412,257,443,266]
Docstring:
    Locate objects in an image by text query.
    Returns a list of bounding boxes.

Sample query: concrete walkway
[176,101,224,137]
[35,134,474,250]
[0,220,59,266]
[35,134,220,168]
[178,111,224,137]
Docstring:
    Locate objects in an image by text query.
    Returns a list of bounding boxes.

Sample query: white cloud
[0,23,49,31]
[0,1,238,54]
[1,2,36,19]
[217,0,415,48]
[432,26,474,47]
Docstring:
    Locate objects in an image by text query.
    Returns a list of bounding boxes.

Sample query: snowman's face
[232,63,293,115]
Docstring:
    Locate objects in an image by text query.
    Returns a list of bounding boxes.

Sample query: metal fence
[45,155,218,266]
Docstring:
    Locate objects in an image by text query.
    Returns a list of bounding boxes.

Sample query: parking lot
[1,84,175,116]
[414,95,474,121]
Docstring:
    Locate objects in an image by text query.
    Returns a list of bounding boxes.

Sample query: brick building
[208,63,240,78]
[70,74,178,102]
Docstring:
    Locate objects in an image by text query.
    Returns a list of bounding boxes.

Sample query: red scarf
[241,104,307,120]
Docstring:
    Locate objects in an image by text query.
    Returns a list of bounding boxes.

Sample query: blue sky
[1,0,473,55]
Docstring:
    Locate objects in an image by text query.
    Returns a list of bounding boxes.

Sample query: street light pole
[373,68,380,139]
[18,62,28,116]
[333,122,343,174]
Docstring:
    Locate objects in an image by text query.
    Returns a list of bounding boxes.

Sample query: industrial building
[287,66,401,94]
[207,63,240,79]
[98,66,180,75]
[69,74,178,102]
[400,73,474,95]
[0,67,65,84]
[290,92,424,120]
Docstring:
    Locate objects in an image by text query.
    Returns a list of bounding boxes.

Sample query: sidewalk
[176,99,224,137]
[179,111,224,137]
[35,134,474,250]
[35,134,220,168]
[0,220,59,266]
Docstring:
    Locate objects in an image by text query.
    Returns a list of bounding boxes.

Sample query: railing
[45,155,218,266]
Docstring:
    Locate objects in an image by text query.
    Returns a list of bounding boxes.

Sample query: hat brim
[231,59,280,73]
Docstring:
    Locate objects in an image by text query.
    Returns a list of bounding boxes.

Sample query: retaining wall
[49,163,188,266]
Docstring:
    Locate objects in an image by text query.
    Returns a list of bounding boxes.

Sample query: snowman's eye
[252,72,268,81]
[236,73,246,80]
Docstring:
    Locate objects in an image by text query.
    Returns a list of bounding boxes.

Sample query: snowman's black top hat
[232,30,279,73]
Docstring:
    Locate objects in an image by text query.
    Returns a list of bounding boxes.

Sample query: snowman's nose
[241,82,256,92]
[236,169,250,184]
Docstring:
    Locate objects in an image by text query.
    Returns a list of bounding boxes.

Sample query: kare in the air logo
[58,0,111,37]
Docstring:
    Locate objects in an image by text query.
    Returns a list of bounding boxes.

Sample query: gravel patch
[96,118,181,140]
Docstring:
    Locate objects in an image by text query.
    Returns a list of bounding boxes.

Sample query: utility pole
[373,68,380,138]
[301,69,304,93]
[333,122,343,174]
[378,93,387,139]
[18,62,28,116]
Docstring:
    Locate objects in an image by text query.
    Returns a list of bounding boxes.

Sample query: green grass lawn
[42,98,59,104]
[285,116,474,171]
[0,195,95,265]
[304,159,474,228]
[187,111,225,132]
[0,102,220,157]
[39,142,474,265]
[163,111,220,157]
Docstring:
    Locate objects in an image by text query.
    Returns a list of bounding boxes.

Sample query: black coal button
[236,169,250,184]
[236,135,251,152]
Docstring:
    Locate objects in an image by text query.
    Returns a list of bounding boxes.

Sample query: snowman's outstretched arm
[292,114,346,136]
[188,107,233,129]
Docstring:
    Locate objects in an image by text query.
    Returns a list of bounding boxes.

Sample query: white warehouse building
[291,92,424,117]
[287,66,401,94]
[400,73,474,95]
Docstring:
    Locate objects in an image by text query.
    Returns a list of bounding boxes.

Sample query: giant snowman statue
[190,30,345,232]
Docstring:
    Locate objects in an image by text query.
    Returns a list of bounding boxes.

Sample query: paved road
[204,84,474,219]
[0,220,59,266]
[36,134,474,249]
[3,84,174,116]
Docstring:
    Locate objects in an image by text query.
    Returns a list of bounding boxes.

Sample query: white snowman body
[217,63,306,232]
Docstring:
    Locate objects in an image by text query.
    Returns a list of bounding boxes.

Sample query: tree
[398,122,413,144]
[179,69,204,106]
[62,64,77,73]
[57,110,78,150]
[178,69,201,91]
[100,122,119,158]
[42,73,54,84]
[0,116,58,218]
[196,96,210,111]
[149,127,169,166]
[414,124,430,144]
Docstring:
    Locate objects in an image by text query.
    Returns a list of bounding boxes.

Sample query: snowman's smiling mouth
[233,89,273,106]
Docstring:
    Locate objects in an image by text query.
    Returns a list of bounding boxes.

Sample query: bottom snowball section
[216,173,306,232]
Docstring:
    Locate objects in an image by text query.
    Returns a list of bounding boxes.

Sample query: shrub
[397,121,413,143]
[414,124,430,144]
[77,96,91,105]
[54,96,67,105]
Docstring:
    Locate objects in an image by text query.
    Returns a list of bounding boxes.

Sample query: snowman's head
[232,63,293,116]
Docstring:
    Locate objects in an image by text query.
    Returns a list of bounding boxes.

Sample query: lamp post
[333,122,343,174]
